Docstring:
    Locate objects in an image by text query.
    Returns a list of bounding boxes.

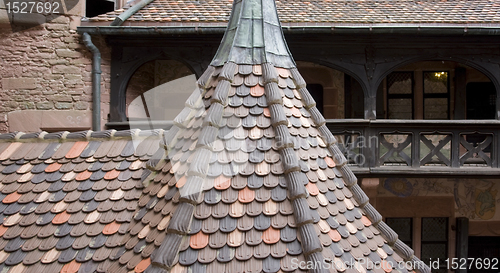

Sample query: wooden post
[109,45,128,123]
[364,96,377,120]
[414,70,423,119]
[454,68,467,120]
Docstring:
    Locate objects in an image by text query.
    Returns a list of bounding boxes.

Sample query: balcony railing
[108,119,500,176]
[326,119,500,176]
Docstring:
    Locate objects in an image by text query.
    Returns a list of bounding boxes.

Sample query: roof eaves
[77,23,500,36]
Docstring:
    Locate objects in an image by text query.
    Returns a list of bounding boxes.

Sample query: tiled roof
[0,129,163,272]
[88,0,500,25]
[119,61,425,273]
[0,0,433,272]
[113,0,427,271]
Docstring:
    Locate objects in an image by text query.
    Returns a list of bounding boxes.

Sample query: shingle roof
[87,0,500,25]
[0,129,162,272]
[115,0,427,271]
[0,0,434,272]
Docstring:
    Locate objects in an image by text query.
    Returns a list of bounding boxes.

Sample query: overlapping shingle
[1,0,439,272]
[95,0,430,270]
[88,0,500,25]
[0,130,162,273]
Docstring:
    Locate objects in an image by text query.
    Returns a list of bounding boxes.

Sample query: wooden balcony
[326,119,500,177]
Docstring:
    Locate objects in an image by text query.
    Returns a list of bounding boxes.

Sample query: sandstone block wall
[0,1,111,132]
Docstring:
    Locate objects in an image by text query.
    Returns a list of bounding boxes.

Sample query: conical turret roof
[108,0,432,272]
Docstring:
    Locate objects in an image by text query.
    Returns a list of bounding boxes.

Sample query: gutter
[110,0,156,26]
[81,33,101,131]
[77,25,500,36]
[79,0,154,131]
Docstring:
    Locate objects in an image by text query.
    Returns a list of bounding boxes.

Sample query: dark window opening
[466,82,496,119]
[387,72,414,119]
[344,74,364,118]
[86,0,115,18]
[421,217,448,273]
[307,84,324,114]
[423,71,450,120]
[468,236,500,273]
[386,218,413,247]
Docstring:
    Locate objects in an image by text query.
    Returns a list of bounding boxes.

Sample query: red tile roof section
[0,130,163,272]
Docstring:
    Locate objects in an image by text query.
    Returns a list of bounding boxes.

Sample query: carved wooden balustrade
[326,119,500,176]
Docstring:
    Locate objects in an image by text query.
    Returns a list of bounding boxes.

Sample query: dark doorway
[307,84,324,114]
[468,236,500,272]
[86,0,115,18]
[466,82,496,119]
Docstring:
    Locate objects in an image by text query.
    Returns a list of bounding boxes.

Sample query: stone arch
[294,59,366,119]
[125,59,196,121]
[109,50,197,123]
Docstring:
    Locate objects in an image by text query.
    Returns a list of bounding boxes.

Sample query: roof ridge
[260,62,327,270]
[286,67,428,271]
[148,62,237,270]
[0,129,164,142]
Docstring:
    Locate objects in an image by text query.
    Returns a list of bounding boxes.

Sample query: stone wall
[0,1,111,132]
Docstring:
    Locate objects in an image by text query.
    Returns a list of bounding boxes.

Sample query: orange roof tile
[238,187,255,203]
[263,108,271,118]
[135,258,151,273]
[52,211,71,225]
[189,231,209,249]
[175,175,187,188]
[361,216,372,227]
[381,260,393,273]
[328,229,341,242]
[214,175,231,190]
[65,142,88,159]
[0,225,7,237]
[45,162,62,173]
[324,156,336,168]
[305,182,319,196]
[61,260,81,273]
[103,221,121,235]
[250,86,265,97]
[75,170,92,181]
[2,192,21,204]
[104,169,120,180]
[262,227,280,244]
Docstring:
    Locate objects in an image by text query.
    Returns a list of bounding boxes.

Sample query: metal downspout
[110,0,156,26]
[82,32,101,131]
